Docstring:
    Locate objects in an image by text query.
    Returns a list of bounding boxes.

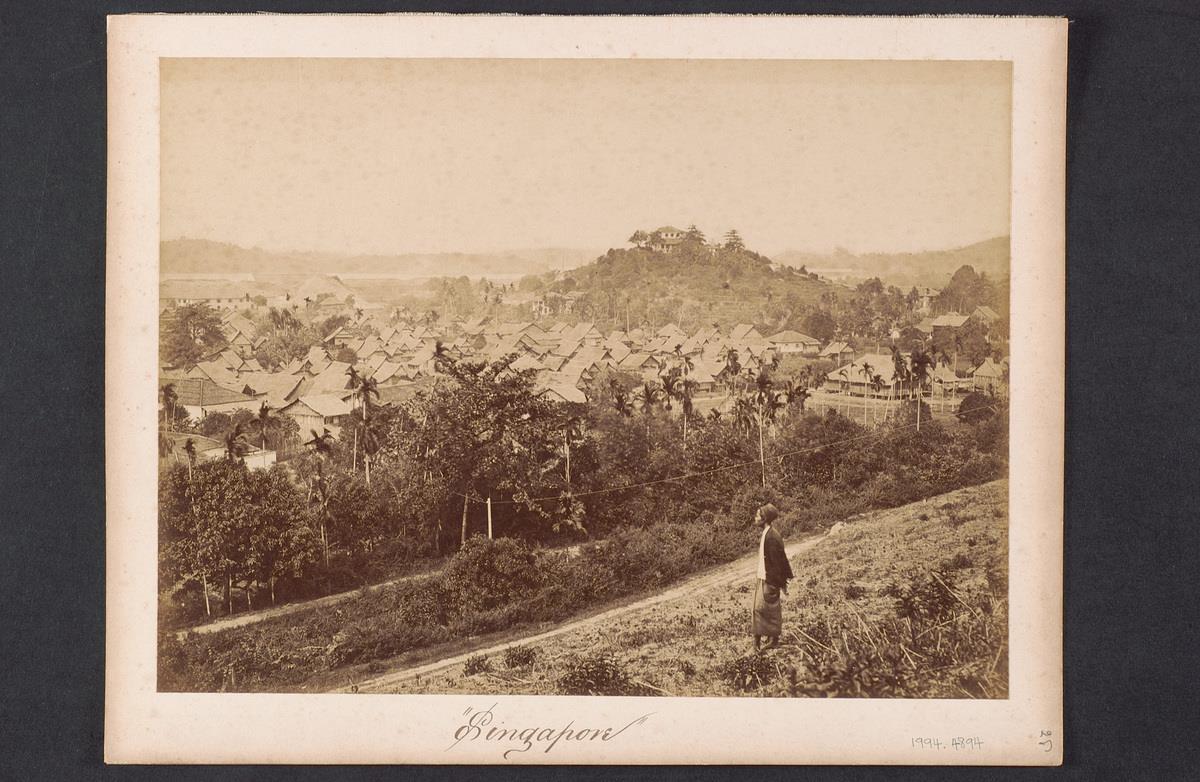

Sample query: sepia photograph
[155,55,1013,699]
[107,14,1064,764]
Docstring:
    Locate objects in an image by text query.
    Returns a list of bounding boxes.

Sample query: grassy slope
[379,480,1008,698]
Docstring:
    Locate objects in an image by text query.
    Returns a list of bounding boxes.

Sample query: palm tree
[858,361,875,425]
[751,369,781,486]
[356,376,380,485]
[345,366,362,470]
[678,377,698,451]
[724,349,742,395]
[161,383,178,431]
[304,428,335,565]
[254,402,278,453]
[659,369,681,412]
[632,380,661,439]
[224,423,252,462]
[909,349,935,399]
[837,367,851,416]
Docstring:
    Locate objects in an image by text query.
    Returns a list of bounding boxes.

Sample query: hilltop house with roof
[649,226,686,254]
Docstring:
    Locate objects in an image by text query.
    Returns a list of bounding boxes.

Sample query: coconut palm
[254,401,279,452]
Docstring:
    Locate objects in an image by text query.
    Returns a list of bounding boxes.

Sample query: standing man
[752,503,794,651]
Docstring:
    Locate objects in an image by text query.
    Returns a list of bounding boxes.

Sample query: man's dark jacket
[763,526,794,590]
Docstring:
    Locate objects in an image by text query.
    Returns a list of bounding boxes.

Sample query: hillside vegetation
[551,242,837,334]
[372,480,1008,699]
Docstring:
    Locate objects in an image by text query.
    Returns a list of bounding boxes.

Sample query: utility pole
[486,496,493,540]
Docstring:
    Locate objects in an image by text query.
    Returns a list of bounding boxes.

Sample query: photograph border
[106,13,1065,765]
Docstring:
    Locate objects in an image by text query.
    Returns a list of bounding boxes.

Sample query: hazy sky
[161,58,1011,256]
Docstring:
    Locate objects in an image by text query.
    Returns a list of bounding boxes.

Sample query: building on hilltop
[649,226,686,254]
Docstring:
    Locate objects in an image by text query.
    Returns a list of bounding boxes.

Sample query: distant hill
[160,238,600,279]
[561,243,838,334]
[773,236,1010,290]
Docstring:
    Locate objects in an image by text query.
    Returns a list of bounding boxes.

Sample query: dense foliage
[158,342,1008,690]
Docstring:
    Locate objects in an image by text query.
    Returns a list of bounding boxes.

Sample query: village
[158,264,1008,470]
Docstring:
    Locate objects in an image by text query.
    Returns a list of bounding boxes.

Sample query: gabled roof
[972,305,1000,321]
[932,313,970,328]
[767,330,820,345]
[283,394,352,419]
[188,360,240,388]
[819,341,853,357]
[972,357,1003,378]
[168,377,256,408]
[730,324,762,341]
[305,361,353,396]
[238,372,304,407]
[370,361,403,384]
[540,384,587,404]
[606,342,632,363]
[618,352,659,370]
[218,349,243,370]
[508,354,545,373]
[825,353,907,384]
[553,339,582,358]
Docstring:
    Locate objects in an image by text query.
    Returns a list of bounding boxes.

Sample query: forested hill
[556,242,838,335]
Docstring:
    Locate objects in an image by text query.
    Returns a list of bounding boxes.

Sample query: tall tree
[162,303,225,367]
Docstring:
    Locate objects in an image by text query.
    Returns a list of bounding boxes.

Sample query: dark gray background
[1,1,1197,778]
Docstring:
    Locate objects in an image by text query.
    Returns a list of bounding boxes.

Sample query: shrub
[441,536,549,618]
[462,654,491,676]
[502,645,538,669]
[843,582,867,600]
[557,652,638,696]
[942,553,973,571]
[717,653,777,692]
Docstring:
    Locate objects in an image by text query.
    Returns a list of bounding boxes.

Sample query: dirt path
[343,532,828,694]
[175,568,431,640]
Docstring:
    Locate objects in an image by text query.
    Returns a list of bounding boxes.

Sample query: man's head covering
[758,503,779,524]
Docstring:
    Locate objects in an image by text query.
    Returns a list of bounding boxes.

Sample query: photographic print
[108,15,1064,764]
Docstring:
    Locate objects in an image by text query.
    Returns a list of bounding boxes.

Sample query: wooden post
[487,496,493,539]
[460,493,469,546]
